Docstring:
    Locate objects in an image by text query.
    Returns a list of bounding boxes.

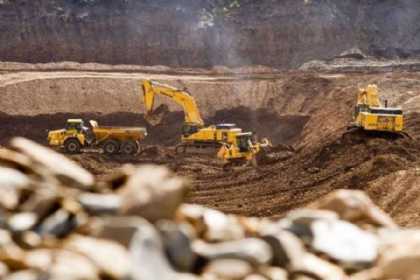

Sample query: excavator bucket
[144,104,170,126]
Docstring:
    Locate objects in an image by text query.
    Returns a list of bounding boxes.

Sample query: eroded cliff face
[0,0,419,68]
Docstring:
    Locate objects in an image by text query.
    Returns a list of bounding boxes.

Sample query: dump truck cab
[48,119,87,152]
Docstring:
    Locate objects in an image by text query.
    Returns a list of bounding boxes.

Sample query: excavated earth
[2,66,420,226]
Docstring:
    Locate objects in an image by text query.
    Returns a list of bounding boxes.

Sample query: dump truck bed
[93,126,147,142]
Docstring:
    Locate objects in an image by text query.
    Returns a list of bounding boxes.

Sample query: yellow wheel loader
[349,84,404,135]
[48,119,147,155]
[142,80,271,164]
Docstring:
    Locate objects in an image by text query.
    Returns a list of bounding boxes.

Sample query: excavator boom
[142,80,204,126]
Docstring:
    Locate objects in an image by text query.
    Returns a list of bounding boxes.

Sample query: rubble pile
[0,137,420,279]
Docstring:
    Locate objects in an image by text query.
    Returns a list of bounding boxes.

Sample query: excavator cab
[182,123,201,136]
[236,133,253,152]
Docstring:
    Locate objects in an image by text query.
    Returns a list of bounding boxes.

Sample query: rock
[19,188,59,217]
[336,47,367,60]
[311,189,396,228]
[0,149,35,176]
[119,165,188,222]
[37,209,77,238]
[177,204,245,241]
[64,234,131,279]
[0,230,28,269]
[271,209,338,244]
[203,209,245,242]
[7,212,37,233]
[157,220,196,272]
[261,231,305,268]
[11,137,94,189]
[310,219,378,268]
[192,238,272,265]
[244,274,269,280]
[204,259,254,280]
[129,218,180,280]
[292,253,348,280]
[286,209,339,225]
[176,204,208,236]
[93,216,147,248]
[4,270,40,280]
[0,167,30,210]
[375,229,420,278]
[259,267,288,280]
[19,231,42,248]
[0,262,9,278]
[78,193,121,215]
[24,249,99,280]
[238,217,272,236]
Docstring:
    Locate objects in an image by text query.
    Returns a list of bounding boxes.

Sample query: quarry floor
[2,65,420,226]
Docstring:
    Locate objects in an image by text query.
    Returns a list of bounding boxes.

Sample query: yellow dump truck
[48,119,147,155]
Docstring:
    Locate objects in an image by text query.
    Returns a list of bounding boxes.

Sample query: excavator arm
[142,80,205,127]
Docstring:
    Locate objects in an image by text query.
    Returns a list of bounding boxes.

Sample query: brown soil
[3,110,420,226]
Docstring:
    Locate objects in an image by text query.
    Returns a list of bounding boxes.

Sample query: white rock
[25,249,99,280]
[129,218,198,280]
[311,219,378,268]
[64,234,131,279]
[0,167,30,210]
[192,238,272,265]
[293,253,348,280]
[204,259,253,280]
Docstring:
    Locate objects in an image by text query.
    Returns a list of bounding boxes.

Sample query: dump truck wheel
[64,138,81,154]
[121,140,138,155]
[103,140,120,155]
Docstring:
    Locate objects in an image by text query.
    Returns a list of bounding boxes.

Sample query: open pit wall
[0,72,293,117]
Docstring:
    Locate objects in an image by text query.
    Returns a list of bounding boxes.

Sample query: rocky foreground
[0,138,419,280]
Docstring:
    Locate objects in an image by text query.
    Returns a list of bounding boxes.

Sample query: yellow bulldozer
[347,84,405,138]
[142,80,271,165]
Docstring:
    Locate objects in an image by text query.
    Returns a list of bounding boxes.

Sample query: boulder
[118,165,188,222]
[11,137,94,189]
[192,238,272,265]
[203,259,254,280]
[24,249,99,280]
[64,234,132,279]
[311,189,396,228]
[310,219,378,269]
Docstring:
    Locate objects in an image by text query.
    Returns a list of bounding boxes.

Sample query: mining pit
[2,66,420,226]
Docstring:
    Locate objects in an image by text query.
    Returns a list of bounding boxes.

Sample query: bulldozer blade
[254,148,270,166]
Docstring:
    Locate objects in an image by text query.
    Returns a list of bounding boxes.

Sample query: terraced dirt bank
[2,65,420,226]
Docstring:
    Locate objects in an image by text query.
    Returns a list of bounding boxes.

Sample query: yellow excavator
[349,84,404,135]
[142,80,271,165]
